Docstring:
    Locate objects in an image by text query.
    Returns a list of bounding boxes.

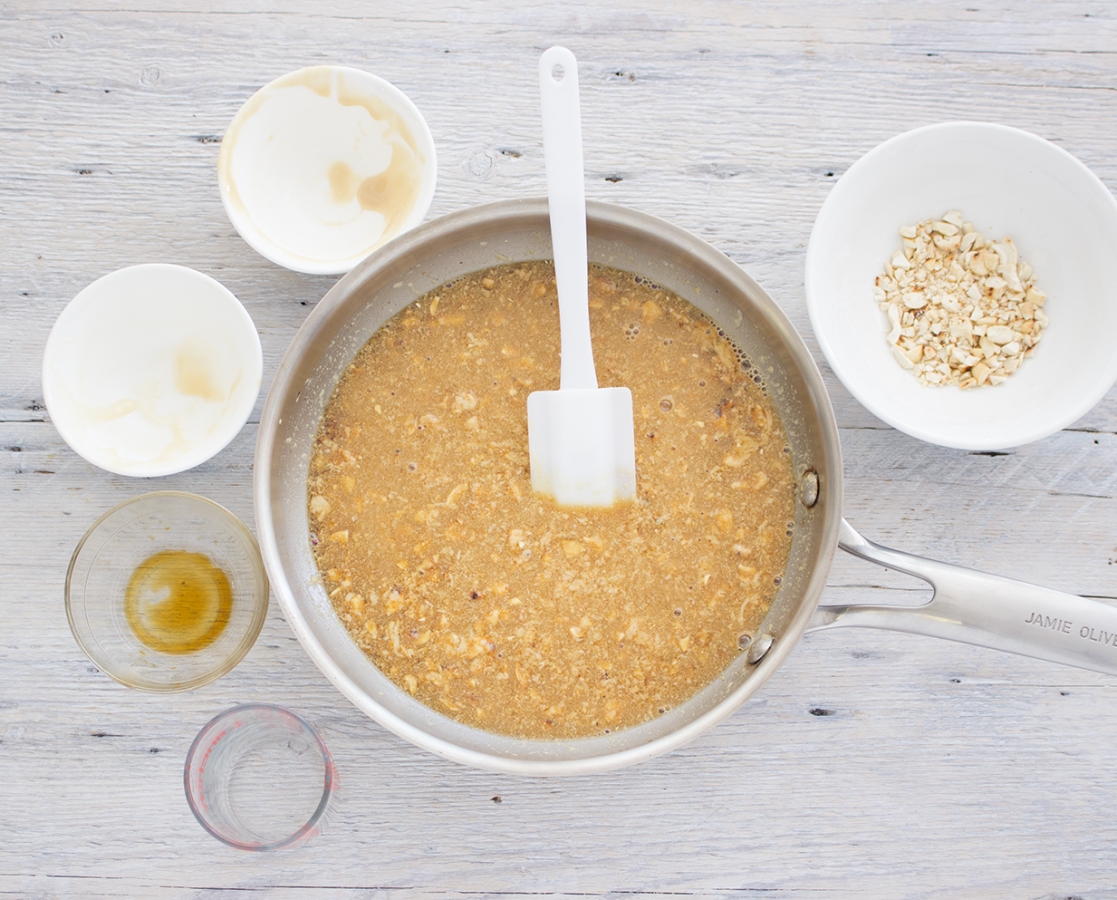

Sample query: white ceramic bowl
[805,121,1117,450]
[218,65,437,275]
[43,264,262,476]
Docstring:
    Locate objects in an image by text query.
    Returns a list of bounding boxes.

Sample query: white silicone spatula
[527,46,637,507]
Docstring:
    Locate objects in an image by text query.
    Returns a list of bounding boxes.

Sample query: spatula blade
[527,386,636,507]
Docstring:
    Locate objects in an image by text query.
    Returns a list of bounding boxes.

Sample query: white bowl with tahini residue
[218,65,437,275]
[42,264,262,476]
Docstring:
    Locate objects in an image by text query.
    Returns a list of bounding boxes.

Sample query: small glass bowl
[65,492,269,691]
[184,704,334,851]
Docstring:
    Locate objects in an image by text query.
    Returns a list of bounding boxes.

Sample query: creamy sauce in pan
[308,261,795,738]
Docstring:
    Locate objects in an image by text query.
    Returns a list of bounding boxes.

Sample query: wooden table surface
[4,2,1117,897]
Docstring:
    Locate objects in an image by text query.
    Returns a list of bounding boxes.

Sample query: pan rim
[254,197,843,775]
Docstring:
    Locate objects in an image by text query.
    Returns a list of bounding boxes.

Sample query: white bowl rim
[805,120,1117,450]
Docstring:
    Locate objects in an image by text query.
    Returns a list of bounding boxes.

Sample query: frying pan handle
[807,519,1117,676]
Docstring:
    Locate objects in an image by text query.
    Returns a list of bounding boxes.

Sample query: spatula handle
[540,46,597,390]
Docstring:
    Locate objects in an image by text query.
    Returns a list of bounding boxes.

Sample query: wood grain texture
[3,2,1117,897]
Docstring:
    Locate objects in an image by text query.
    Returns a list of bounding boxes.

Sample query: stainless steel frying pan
[255,198,1117,775]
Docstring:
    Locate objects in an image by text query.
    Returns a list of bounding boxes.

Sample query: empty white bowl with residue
[42,264,262,476]
[218,65,438,274]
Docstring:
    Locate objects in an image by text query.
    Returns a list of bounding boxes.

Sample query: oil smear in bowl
[124,549,233,654]
[219,66,433,271]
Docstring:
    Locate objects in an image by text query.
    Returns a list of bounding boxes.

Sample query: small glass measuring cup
[184,704,334,850]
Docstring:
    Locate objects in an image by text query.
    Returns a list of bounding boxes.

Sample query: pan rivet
[799,468,820,508]
[747,634,775,665]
